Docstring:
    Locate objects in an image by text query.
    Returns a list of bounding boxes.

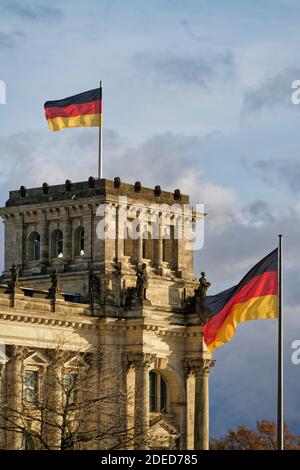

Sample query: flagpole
[277,234,283,450]
[98,81,103,179]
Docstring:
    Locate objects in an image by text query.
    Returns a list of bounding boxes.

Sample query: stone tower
[0,177,215,450]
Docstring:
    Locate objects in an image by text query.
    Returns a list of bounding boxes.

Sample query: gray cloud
[254,158,300,193]
[180,19,209,42]
[245,199,275,225]
[2,2,63,21]
[132,49,235,89]
[0,30,23,48]
[243,67,300,114]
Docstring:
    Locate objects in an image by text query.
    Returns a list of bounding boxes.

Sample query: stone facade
[0,178,214,450]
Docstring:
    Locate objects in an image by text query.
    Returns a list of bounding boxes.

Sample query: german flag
[44,88,102,131]
[203,249,278,352]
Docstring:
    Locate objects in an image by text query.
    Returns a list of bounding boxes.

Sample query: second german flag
[203,249,278,352]
[44,88,102,131]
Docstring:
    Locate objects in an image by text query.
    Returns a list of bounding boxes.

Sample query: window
[79,228,85,255]
[24,370,38,403]
[55,230,64,258]
[63,373,77,404]
[33,233,40,260]
[149,371,167,413]
[22,432,35,450]
[27,232,40,261]
[74,227,85,256]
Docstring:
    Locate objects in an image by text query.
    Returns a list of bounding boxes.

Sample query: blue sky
[0,0,300,439]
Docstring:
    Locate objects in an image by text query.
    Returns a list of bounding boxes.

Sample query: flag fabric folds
[203,249,278,352]
[44,88,102,131]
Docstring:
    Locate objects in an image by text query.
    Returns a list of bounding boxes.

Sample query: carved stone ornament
[185,358,215,377]
[126,352,157,370]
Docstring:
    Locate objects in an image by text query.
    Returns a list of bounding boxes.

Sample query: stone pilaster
[3,215,15,273]
[37,210,49,268]
[14,214,25,270]
[123,356,136,449]
[137,233,143,265]
[185,365,195,450]
[82,204,93,262]
[62,209,72,263]
[5,346,24,450]
[156,213,163,267]
[128,352,156,449]
[116,203,126,263]
[45,353,63,450]
[185,358,215,450]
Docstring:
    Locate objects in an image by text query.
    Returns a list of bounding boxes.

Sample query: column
[194,359,215,450]
[0,359,8,449]
[186,358,215,450]
[116,202,126,262]
[14,214,25,269]
[185,367,195,450]
[137,232,143,265]
[5,346,24,450]
[131,353,155,449]
[62,209,72,263]
[45,354,63,450]
[124,357,135,449]
[157,213,163,266]
[173,402,186,450]
[82,205,93,262]
[4,215,15,273]
[38,210,49,267]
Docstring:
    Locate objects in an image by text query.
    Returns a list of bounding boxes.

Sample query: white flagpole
[277,234,283,450]
[98,81,103,179]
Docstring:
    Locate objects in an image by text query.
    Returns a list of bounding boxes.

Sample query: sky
[0,0,300,439]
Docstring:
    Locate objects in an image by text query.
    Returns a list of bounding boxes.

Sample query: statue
[195,272,211,301]
[136,263,149,303]
[184,271,211,324]
[47,271,62,299]
[194,272,211,325]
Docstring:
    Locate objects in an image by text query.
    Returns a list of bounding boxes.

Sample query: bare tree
[0,345,138,450]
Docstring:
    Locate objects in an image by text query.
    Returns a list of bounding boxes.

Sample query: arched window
[142,231,152,260]
[74,227,85,256]
[56,230,64,258]
[33,233,40,260]
[27,232,40,261]
[149,371,167,413]
[22,432,35,450]
[51,229,64,258]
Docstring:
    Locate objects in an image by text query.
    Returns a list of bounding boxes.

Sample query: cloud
[180,19,209,42]
[245,200,275,226]
[254,158,300,193]
[2,2,63,21]
[243,67,300,114]
[132,49,235,89]
[0,30,23,48]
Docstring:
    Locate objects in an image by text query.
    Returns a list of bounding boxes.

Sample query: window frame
[149,371,167,413]
[24,368,39,405]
